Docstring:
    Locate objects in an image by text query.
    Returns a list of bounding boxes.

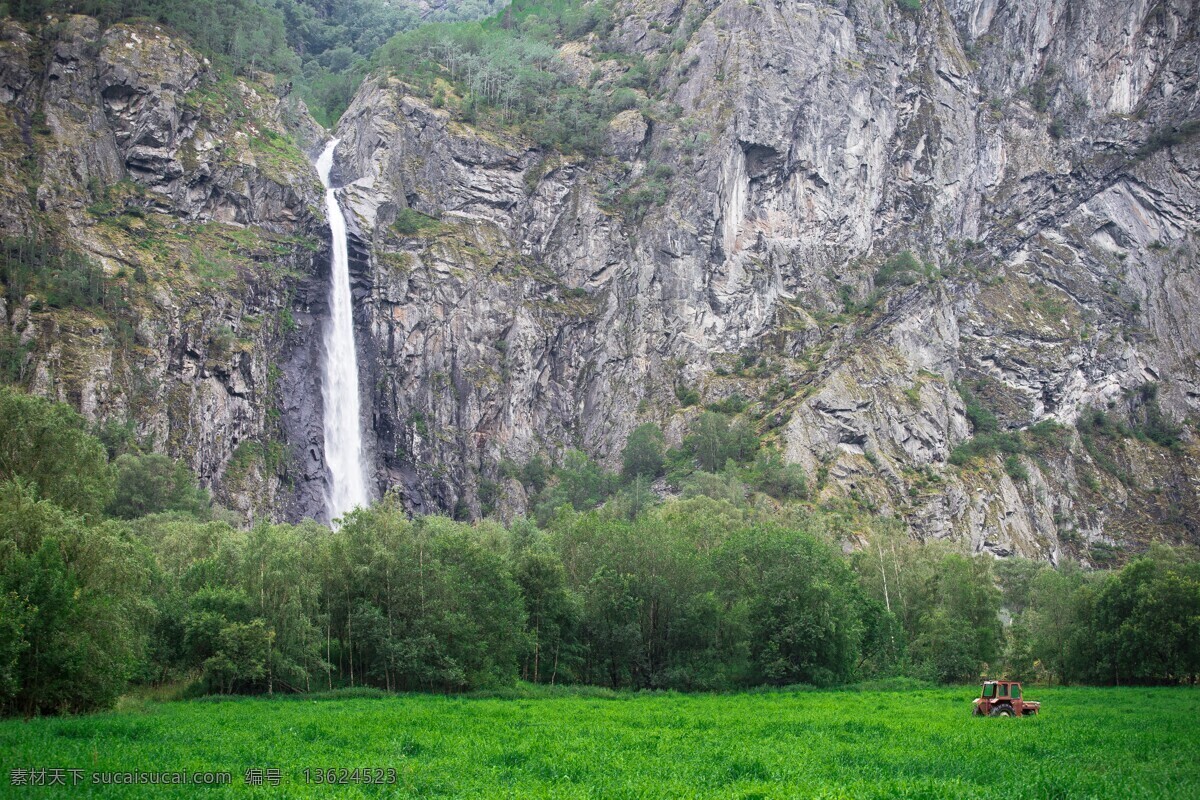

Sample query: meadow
[2,684,1197,798]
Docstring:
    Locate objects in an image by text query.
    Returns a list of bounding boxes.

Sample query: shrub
[1004,455,1030,482]
[949,432,1024,466]
[1130,383,1181,448]
[708,394,748,414]
[621,424,666,482]
[747,449,808,500]
[675,385,701,408]
[957,382,998,433]
[108,453,211,519]
[874,251,933,287]
[393,208,441,236]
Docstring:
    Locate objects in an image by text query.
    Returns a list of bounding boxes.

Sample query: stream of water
[316,138,370,522]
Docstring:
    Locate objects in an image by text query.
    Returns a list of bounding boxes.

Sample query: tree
[684,412,760,473]
[0,480,149,715]
[718,525,863,686]
[202,620,272,695]
[621,423,665,482]
[513,542,580,684]
[1023,565,1089,684]
[1089,548,1200,685]
[241,522,327,693]
[994,557,1047,616]
[0,388,113,516]
[910,608,979,683]
[580,566,642,688]
[909,553,1002,680]
[687,412,731,472]
[534,450,615,522]
[520,455,550,493]
[108,453,210,519]
[322,504,527,693]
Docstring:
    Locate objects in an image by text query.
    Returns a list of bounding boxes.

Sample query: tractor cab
[972,680,1040,717]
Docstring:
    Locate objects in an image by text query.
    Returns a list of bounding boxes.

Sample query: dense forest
[0,0,510,124]
[2,386,1197,716]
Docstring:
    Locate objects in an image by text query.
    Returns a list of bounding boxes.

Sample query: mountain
[0,13,328,520]
[1,0,1198,562]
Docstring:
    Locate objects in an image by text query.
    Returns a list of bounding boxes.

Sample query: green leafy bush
[621,423,665,481]
[675,384,701,407]
[108,453,212,519]
[874,251,934,288]
[393,207,441,236]
[0,480,149,715]
[0,387,113,516]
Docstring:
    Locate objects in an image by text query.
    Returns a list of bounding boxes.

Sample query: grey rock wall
[0,15,331,522]
[0,3,1196,558]
[328,0,1200,558]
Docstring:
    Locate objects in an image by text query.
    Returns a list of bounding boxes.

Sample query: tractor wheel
[990,705,1014,717]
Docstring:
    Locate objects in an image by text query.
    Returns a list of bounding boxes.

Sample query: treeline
[487,413,806,525]
[1,386,1198,716]
[1,0,507,125]
[0,236,125,313]
[5,0,297,75]
[0,235,136,383]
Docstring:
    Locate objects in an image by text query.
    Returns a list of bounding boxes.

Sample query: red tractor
[973,680,1040,717]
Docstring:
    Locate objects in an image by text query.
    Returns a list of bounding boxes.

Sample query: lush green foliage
[0,481,149,716]
[515,409,800,524]
[619,422,664,480]
[2,0,507,126]
[1078,383,1182,449]
[375,0,633,155]
[107,453,211,519]
[1017,549,1200,685]
[5,0,648,149]
[948,382,1073,471]
[0,236,126,315]
[0,387,114,516]
[874,250,935,287]
[6,0,298,73]
[0,388,1197,719]
[0,388,200,713]
[392,207,442,236]
[950,379,1182,480]
[3,686,1199,797]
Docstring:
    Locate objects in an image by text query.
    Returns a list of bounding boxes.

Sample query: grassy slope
[0,687,1196,798]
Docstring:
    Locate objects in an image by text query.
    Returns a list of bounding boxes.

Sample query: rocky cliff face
[328,0,1200,560]
[2,4,1197,559]
[0,15,332,521]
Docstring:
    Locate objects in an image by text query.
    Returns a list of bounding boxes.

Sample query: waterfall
[316,138,370,522]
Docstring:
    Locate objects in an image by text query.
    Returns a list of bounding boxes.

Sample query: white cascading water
[316,139,370,522]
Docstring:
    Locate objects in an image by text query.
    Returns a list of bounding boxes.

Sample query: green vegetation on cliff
[2,0,509,125]
[375,0,622,155]
[0,236,124,314]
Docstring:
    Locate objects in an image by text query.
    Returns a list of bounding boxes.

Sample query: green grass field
[1,685,1197,798]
